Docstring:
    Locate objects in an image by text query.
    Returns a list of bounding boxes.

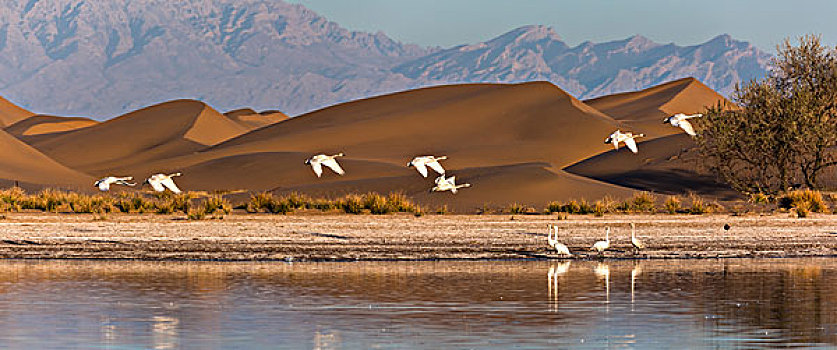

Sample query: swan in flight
[407,156,447,177]
[547,224,572,256]
[94,176,136,191]
[431,175,471,194]
[144,173,183,193]
[604,130,644,153]
[630,223,645,252]
[305,153,345,178]
[591,227,611,253]
[663,113,702,136]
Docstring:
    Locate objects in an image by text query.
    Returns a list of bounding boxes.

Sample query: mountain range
[0,0,770,118]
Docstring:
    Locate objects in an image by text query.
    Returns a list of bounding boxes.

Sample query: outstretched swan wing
[624,138,639,153]
[160,178,182,193]
[322,158,345,175]
[427,160,446,175]
[148,179,166,192]
[679,119,697,136]
[310,161,324,177]
[413,163,429,177]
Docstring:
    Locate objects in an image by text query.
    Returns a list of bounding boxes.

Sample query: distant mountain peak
[0,1,769,118]
[499,25,563,43]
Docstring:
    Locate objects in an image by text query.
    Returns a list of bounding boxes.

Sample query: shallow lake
[0,259,833,349]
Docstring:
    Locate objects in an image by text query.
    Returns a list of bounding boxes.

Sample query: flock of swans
[607,113,702,153]
[93,113,697,193]
[547,223,645,257]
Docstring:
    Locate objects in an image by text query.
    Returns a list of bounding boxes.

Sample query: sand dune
[0,96,35,127]
[5,115,98,138]
[585,78,730,138]
[25,100,254,175]
[207,82,623,168]
[0,129,91,187]
[1,78,742,209]
[224,108,289,130]
[120,82,637,207]
[565,134,739,199]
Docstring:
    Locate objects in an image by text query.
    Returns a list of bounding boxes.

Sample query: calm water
[0,259,834,349]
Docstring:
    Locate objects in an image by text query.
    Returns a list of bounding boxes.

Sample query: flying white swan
[431,175,471,194]
[305,153,345,178]
[144,173,183,193]
[663,113,702,136]
[547,224,572,256]
[407,156,447,177]
[591,227,611,253]
[630,222,645,252]
[604,130,645,153]
[94,176,136,191]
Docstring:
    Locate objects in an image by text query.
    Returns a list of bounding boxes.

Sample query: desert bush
[748,193,770,204]
[436,205,449,215]
[617,192,656,213]
[113,193,153,213]
[340,195,364,214]
[246,192,274,213]
[0,187,26,211]
[778,190,829,214]
[507,203,526,214]
[362,193,392,215]
[69,194,114,214]
[687,195,711,215]
[285,192,311,209]
[664,196,682,214]
[545,201,562,213]
[386,192,417,213]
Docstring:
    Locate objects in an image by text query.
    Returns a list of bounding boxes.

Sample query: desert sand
[0,77,780,210]
[5,115,99,137]
[0,213,832,260]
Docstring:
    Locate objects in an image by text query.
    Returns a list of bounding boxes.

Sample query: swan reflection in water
[594,262,611,313]
[151,316,179,350]
[547,262,571,312]
[631,263,643,311]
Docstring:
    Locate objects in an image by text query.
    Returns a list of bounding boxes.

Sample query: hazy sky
[286,0,837,52]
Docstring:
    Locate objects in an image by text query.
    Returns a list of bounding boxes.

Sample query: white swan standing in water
[591,227,611,253]
[144,173,183,193]
[605,130,644,153]
[663,113,702,136]
[631,223,645,252]
[547,261,571,312]
[547,224,572,256]
[94,176,136,191]
[407,156,447,177]
[430,175,471,194]
[305,153,345,178]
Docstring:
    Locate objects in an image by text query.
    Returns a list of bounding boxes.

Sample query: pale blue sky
[286,0,837,52]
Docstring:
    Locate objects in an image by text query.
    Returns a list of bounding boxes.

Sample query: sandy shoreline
[0,213,834,261]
